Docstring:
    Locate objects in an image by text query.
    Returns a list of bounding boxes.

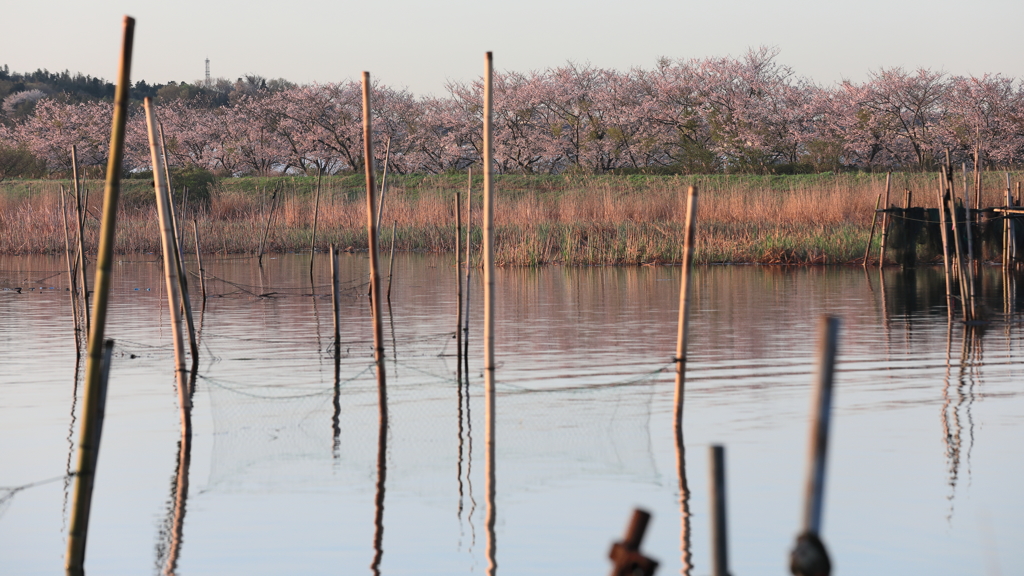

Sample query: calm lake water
[1,254,1022,575]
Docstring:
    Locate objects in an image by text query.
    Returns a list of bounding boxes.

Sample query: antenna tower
[205,58,210,86]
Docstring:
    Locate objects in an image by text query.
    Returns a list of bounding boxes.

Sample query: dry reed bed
[2,173,1015,265]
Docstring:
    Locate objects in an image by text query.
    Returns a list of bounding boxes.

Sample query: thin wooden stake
[482,51,497,576]
[309,166,323,283]
[60,185,82,352]
[709,445,728,576]
[192,220,207,303]
[386,221,397,301]
[66,17,133,572]
[673,186,698,430]
[375,135,391,232]
[877,172,892,267]
[937,187,954,319]
[72,145,90,338]
[257,184,280,267]
[863,194,881,269]
[330,244,340,352]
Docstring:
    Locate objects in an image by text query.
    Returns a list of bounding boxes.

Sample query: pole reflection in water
[456,371,466,541]
[61,355,83,534]
[370,369,388,575]
[674,426,692,576]
[331,345,341,458]
[156,370,196,576]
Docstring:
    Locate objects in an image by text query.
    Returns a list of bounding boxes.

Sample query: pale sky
[3,0,1023,96]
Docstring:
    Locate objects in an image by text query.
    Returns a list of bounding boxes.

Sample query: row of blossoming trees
[3,48,1024,177]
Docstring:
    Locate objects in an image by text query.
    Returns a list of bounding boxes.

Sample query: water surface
[1,255,1021,575]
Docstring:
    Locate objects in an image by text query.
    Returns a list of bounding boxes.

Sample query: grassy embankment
[2,172,1018,265]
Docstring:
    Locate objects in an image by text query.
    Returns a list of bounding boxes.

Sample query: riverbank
[1,172,1014,265]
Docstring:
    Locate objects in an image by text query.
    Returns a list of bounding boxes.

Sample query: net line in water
[0,474,73,521]
[200,354,663,495]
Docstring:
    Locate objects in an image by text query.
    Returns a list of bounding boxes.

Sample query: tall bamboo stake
[482,51,497,576]
[161,123,198,366]
[72,145,90,338]
[60,185,82,351]
[456,184,464,377]
[877,172,892,267]
[862,194,881,269]
[464,169,472,376]
[362,71,388,411]
[309,166,323,282]
[330,244,340,352]
[192,220,207,303]
[66,17,133,572]
[673,186,698,430]
[144,98,192,427]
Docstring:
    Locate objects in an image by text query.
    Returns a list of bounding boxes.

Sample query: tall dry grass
[2,172,1019,265]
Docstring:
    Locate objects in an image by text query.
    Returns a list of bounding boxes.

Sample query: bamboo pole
[65,17,133,572]
[386,221,397,302]
[161,123,198,366]
[673,186,698,430]
[144,98,192,425]
[482,51,497,576]
[192,220,207,303]
[72,145,90,338]
[464,169,472,376]
[862,194,881,269]
[456,183,464,378]
[362,71,388,405]
[709,445,728,576]
[60,185,82,352]
[309,166,323,282]
[330,244,340,353]
[877,172,892,267]
[945,172,973,322]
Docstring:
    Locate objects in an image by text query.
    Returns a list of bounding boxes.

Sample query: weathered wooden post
[709,445,729,576]
[608,509,659,576]
[790,316,839,576]
[65,17,133,573]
